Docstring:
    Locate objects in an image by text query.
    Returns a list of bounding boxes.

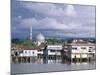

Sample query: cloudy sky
[11,0,96,39]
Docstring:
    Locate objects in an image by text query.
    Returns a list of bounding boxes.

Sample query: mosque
[36,33,45,46]
[29,26,45,46]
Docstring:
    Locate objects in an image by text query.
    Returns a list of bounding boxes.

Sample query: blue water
[11,63,96,74]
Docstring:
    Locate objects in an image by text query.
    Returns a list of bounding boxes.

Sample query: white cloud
[37,17,69,29]
[65,5,77,17]
[55,30,95,38]
[20,2,77,17]
[19,17,68,29]
[17,15,22,19]
[20,18,38,28]
[67,22,81,29]
[19,16,95,31]
[20,2,61,16]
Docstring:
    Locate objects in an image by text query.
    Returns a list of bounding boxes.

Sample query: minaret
[29,25,32,40]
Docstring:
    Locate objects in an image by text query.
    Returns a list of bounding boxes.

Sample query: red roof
[11,43,46,50]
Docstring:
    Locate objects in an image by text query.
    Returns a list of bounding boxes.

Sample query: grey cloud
[20,2,77,17]
[12,1,95,38]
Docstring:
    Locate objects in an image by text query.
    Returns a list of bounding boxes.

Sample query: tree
[11,38,23,45]
[23,40,33,47]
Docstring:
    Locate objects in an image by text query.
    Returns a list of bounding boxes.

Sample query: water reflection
[11,56,96,74]
[11,56,95,65]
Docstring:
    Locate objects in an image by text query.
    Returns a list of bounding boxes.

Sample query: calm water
[11,63,96,74]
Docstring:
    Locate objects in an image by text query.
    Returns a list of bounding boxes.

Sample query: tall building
[29,26,32,40]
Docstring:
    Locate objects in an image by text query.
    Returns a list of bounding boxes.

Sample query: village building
[61,43,71,63]
[11,31,96,64]
[68,39,96,64]
[45,45,63,63]
[11,44,46,64]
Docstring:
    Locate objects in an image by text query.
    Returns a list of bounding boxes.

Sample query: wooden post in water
[87,53,89,64]
[26,57,28,63]
[71,54,73,64]
[20,57,22,63]
[16,57,17,63]
[30,57,31,63]
[17,57,18,63]
[80,54,82,64]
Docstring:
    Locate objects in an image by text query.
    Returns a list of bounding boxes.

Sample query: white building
[47,45,63,55]
[19,49,38,57]
[69,39,95,63]
[11,45,43,63]
[35,33,45,46]
[46,45,63,63]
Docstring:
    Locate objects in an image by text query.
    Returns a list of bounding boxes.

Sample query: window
[89,50,91,52]
[72,47,77,50]
[50,50,55,52]
[19,51,23,53]
[89,47,92,48]
[33,52,34,54]
[38,50,42,52]
[81,47,86,49]
[15,52,18,56]
[25,51,27,53]
[57,50,61,52]
[38,54,43,58]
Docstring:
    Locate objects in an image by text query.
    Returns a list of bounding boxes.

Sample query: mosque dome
[36,33,45,42]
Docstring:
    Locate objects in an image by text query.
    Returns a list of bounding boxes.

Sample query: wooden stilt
[80,54,81,63]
